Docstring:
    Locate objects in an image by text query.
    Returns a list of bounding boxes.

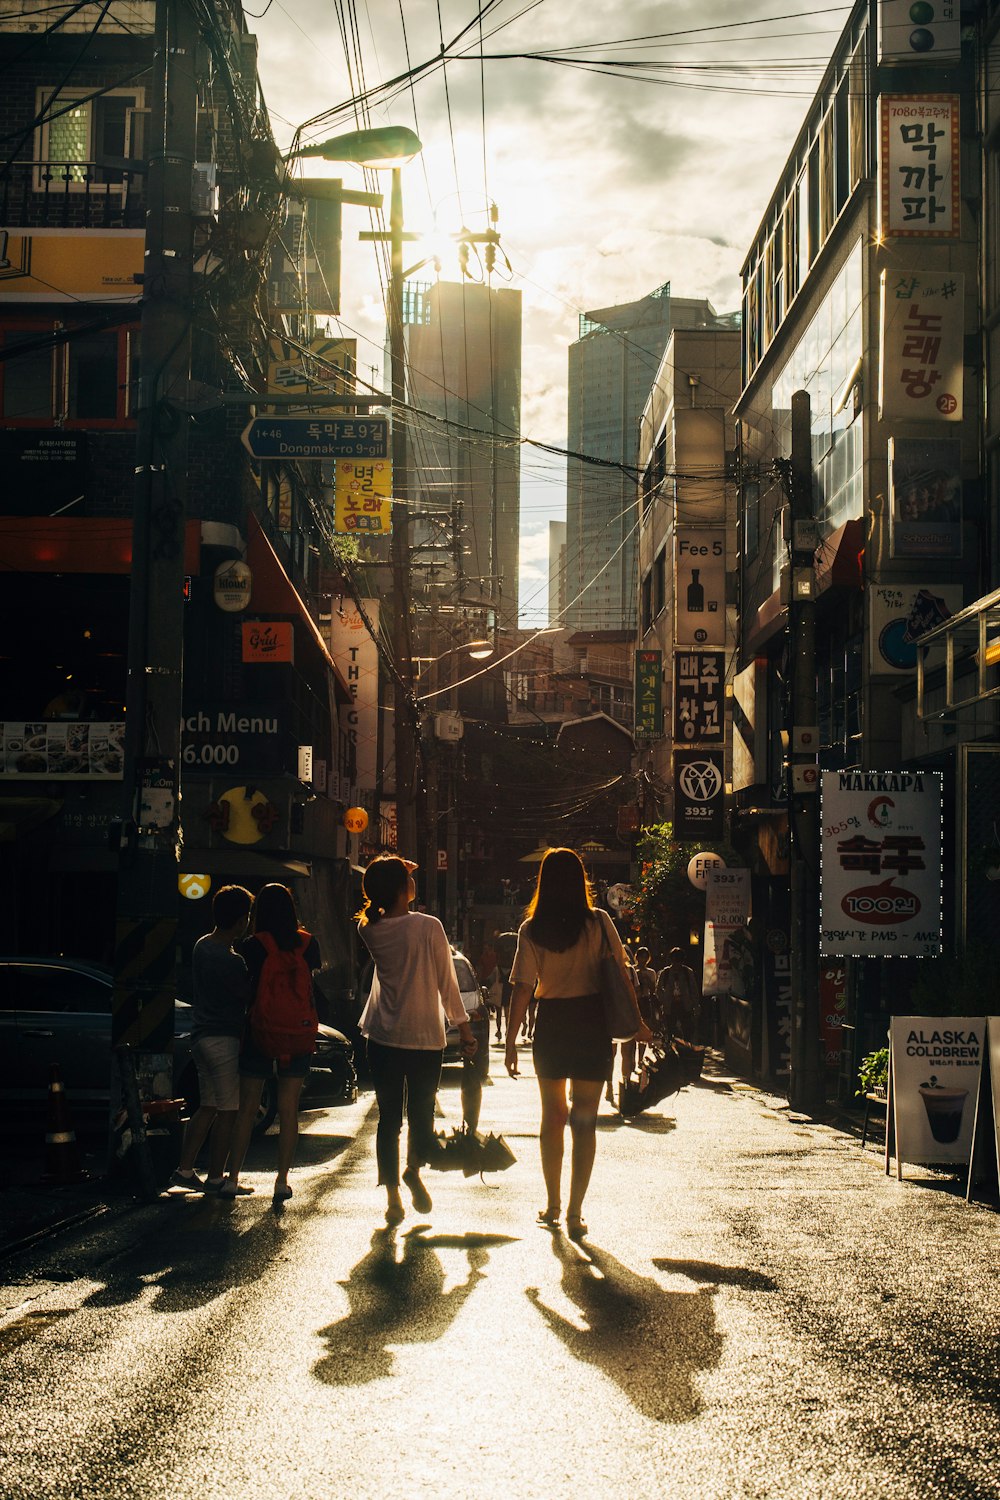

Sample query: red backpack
[249,930,318,1060]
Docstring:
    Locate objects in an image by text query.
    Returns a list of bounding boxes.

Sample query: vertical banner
[879,96,960,238]
[329,600,380,793]
[888,1016,983,1178]
[634,649,662,737]
[820,771,943,956]
[763,919,792,1079]
[879,268,964,422]
[673,650,725,743]
[703,867,751,997]
[675,529,725,646]
[888,436,962,558]
[333,458,393,535]
[673,748,726,840]
[819,962,848,1071]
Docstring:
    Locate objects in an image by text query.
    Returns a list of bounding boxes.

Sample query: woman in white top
[358,854,477,1226]
[506,847,650,1239]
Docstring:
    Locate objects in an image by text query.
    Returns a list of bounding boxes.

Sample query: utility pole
[787,389,823,1112]
[111,0,198,1184]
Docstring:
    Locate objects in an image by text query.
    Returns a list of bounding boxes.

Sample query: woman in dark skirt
[505,848,650,1239]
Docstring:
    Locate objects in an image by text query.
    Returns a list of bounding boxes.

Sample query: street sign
[241,416,389,460]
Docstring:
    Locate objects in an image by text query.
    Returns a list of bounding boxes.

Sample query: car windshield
[452,957,476,991]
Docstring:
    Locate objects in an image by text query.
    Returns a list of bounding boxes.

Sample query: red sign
[241,621,294,663]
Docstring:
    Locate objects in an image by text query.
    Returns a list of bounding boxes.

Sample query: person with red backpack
[220,883,320,1205]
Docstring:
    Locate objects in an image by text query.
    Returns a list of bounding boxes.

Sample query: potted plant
[856,1047,889,1099]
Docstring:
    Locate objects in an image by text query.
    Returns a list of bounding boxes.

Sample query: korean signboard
[267,336,356,403]
[878,1,960,65]
[673,748,725,840]
[330,600,380,793]
[888,1016,983,1179]
[820,770,942,957]
[634,649,662,738]
[869,581,962,674]
[879,269,964,422]
[674,529,725,646]
[241,621,294,664]
[333,458,393,535]
[1,721,123,778]
[703,866,751,997]
[888,436,962,557]
[673,651,725,743]
[880,96,960,239]
[0,230,142,301]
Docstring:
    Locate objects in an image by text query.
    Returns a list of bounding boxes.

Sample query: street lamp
[287,125,423,861]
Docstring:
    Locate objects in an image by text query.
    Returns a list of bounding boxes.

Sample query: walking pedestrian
[357,855,477,1226]
[170,884,253,1193]
[620,945,659,1085]
[505,847,650,1240]
[493,928,518,1042]
[656,948,700,1039]
[220,883,320,1205]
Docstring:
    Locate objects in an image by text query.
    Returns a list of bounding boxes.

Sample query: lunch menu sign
[2,722,124,779]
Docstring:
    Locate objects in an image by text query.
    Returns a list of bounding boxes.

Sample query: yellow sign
[267,337,356,404]
[334,459,392,534]
[344,806,369,834]
[178,874,211,900]
[0,229,143,301]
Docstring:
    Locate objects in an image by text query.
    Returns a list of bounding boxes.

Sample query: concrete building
[548,519,567,627]
[404,279,522,636]
[565,284,737,633]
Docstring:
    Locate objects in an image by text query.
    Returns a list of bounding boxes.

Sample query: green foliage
[856,1047,889,1097]
[905,946,995,1018]
[626,821,740,960]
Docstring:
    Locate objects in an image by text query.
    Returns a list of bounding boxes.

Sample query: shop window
[0,331,55,420]
[67,332,119,419]
[0,323,136,426]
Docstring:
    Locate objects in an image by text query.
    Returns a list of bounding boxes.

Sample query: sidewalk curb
[0,1202,116,1264]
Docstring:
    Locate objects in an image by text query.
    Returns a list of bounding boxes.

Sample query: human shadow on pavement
[313,1225,516,1385]
[526,1235,722,1422]
[77,1211,281,1313]
[621,1114,678,1134]
[652,1256,778,1292]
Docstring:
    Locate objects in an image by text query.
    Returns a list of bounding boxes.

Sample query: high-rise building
[565,284,737,632]
[548,520,567,627]
[404,280,522,634]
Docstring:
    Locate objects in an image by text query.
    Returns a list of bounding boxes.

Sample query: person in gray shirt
[170,885,252,1193]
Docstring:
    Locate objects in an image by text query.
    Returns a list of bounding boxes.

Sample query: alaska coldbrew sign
[820,770,943,957]
[181,703,294,775]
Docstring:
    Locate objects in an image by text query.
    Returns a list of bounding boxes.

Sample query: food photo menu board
[1,722,125,779]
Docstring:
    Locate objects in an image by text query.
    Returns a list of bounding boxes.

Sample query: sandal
[272,1185,293,1205]
[219,1182,254,1200]
[566,1214,588,1241]
[536,1207,560,1227]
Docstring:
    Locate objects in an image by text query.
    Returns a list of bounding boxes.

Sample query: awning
[178,849,312,879]
[0,517,200,574]
[246,511,350,699]
[814,518,864,595]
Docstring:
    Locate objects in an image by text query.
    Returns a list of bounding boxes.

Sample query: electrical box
[191,162,219,219]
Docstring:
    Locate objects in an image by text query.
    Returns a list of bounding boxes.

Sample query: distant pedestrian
[620,945,659,1086]
[221,883,320,1205]
[656,948,700,1039]
[505,847,650,1240]
[357,855,477,1226]
[170,884,253,1193]
[493,928,519,1042]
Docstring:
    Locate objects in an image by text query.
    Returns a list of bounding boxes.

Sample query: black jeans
[366,1039,442,1186]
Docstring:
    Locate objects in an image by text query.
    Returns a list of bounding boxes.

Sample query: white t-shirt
[510,908,630,999]
[358,910,466,1050]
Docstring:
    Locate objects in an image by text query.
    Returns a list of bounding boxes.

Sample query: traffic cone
[44,1064,85,1184]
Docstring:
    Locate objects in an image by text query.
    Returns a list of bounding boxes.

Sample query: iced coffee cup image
[917,1076,969,1145]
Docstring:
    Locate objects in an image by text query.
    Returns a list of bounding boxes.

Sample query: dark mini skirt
[532,993,612,1081]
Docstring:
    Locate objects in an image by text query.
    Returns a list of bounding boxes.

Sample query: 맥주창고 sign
[888,1015,983,1178]
[820,770,943,957]
[673,650,725,743]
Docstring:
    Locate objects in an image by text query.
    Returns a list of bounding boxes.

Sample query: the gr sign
[675,529,725,646]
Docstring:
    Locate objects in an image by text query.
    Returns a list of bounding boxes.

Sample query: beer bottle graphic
[687,568,704,613]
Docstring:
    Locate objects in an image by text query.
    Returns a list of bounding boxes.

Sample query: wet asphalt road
[0,1046,998,1500]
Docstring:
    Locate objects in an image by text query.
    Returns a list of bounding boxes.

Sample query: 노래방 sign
[886,1015,983,1179]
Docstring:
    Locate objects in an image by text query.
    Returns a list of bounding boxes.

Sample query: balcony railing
[1,161,146,230]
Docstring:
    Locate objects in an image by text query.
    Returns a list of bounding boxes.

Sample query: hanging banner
[674,529,725,646]
[333,458,393,534]
[819,963,848,1071]
[634,649,662,737]
[329,600,380,793]
[879,269,964,422]
[820,770,943,956]
[879,96,960,239]
[967,1017,1000,1203]
[763,920,792,1079]
[673,748,725,840]
[673,650,725,743]
[703,867,751,997]
[888,435,962,557]
[868,581,963,674]
[887,1015,983,1179]
[878,0,960,63]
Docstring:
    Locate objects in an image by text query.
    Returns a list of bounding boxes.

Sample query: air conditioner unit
[191,162,219,219]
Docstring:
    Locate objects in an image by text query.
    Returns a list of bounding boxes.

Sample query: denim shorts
[192,1034,241,1111]
[239,1037,311,1080]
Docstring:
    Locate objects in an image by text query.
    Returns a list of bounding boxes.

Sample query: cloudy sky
[251,0,850,622]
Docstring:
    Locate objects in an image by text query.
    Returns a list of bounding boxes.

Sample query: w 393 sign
[673,749,725,840]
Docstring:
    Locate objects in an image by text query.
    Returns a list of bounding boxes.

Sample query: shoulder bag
[597,919,642,1043]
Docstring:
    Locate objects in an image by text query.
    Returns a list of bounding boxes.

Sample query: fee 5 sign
[820,770,943,957]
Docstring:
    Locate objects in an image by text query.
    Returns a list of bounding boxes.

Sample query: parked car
[443,950,491,1067]
[0,957,356,1135]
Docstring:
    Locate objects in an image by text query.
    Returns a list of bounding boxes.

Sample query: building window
[653,547,666,618]
[641,571,653,635]
[0,323,136,426]
[66,332,119,419]
[0,331,55,420]
[35,89,147,189]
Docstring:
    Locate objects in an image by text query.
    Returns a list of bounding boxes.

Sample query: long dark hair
[524,847,597,953]
[252,883,300,951]
[358,855,410,927]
